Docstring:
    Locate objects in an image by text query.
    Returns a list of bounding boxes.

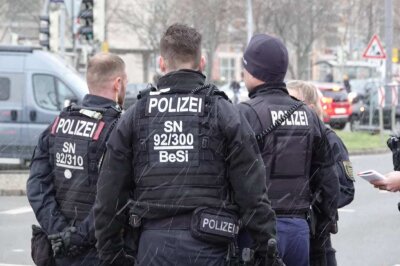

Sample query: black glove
[100,254,136,266]
[48,226,89,258]
[264,239,285,266]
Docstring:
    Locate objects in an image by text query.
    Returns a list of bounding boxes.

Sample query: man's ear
[199,56,206,72]
[159,56,166,73]
[113,77,121,92]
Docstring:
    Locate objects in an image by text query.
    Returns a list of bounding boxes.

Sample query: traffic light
[78,0,94,41]
[39,15,50,49]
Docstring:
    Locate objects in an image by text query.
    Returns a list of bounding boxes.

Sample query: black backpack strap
[251,101,304,141]
[192,83,230,102]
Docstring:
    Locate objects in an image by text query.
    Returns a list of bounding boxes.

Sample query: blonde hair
[287,80,323,118]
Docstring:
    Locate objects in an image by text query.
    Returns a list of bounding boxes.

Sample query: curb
[349,148,389,156]
[0,189,26,196]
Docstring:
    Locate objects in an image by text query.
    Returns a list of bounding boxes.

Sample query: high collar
[82,94,117,108]
[248,82,289,98]
[157,69,206,92]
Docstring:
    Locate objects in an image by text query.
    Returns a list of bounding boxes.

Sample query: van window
[0,77,10,100]
[57,79,76,107]
[33,74,76,111]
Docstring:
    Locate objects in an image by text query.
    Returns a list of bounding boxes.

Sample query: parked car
[123,83,149,109]
[310,82,352,130]
[0,46,87,164]
[349,79,400,131]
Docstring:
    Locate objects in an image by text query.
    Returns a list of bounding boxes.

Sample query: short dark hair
[160,23,202,70]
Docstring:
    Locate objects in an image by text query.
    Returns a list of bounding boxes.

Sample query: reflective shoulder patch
[342,161,355,181]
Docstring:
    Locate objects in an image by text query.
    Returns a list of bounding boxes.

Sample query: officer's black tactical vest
[242,95,313,215]
[132,86,231,211]
[49,105,121,222]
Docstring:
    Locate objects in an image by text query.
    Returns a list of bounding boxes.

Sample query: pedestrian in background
[287,80,355,266]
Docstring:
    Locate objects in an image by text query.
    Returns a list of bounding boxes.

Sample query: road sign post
[363,35,387,135]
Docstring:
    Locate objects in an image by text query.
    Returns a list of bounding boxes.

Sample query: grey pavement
[0,152,399,265]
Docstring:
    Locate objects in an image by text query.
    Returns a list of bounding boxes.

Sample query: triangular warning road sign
[363,34,386,59]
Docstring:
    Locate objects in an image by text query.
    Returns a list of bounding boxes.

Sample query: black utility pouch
[190,207,239,244]
[31,225,56,266]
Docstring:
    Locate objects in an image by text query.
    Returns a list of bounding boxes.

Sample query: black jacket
[237,84,339,235]
[326,128,354,208]
[94,70,277,261]
[27,94,120,242]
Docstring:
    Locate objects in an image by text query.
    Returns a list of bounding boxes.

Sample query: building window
[220,58,235,83]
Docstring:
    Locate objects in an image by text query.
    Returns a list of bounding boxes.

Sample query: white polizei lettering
[227,222,234,233]
[203,219,236,233]
[180,97,189,112]
[292,112,299,125]
[189,97,198,112]
[67,120,75,135]
[62,119,71,134]
[198,98,202,113]
[90,122,97,137]
[148,98,158,113]
[299,112,306,125]
[158,98,168,112]
[148,96,203,113]
[74,120,84,136]
[83,122,94,137]
[168,97,176,112]
[278,111,285,125]
[271,111,278,124]
[284,111,292,125]
[56,119,65,133]
[304,111,309,125]
[202,218,209,227]
[209,219,215,229]
[270,110,309,127]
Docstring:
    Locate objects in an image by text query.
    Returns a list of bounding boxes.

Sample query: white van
[0,46,88,164]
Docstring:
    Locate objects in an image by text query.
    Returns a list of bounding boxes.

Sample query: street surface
[0,152,399,266]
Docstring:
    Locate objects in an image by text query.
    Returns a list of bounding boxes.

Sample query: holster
[307,208,317,238]
[190,207,240,245]
[31,225,56,266]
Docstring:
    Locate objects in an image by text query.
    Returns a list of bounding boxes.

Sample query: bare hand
[370,171,400,192]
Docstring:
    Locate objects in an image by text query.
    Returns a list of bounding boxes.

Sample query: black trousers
[55,248,99,266]
[136,229,228,266]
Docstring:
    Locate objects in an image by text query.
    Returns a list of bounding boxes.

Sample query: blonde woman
[287,80,355,266]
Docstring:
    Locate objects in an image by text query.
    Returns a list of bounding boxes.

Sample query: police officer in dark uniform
[237,34,340,266]
[286,80,355,266]
[94,24,280,266]
[27,53,127,266]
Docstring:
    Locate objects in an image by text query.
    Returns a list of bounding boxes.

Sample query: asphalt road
[0,152,399,266]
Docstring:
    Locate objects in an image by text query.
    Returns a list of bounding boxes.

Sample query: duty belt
[141,213,192,230]
[275,210,308,219]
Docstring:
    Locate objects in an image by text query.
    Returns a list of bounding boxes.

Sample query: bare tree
[256,0,340,79]
[112,0,178,52]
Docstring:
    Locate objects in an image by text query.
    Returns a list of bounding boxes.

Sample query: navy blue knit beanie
[243,34,288,83]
